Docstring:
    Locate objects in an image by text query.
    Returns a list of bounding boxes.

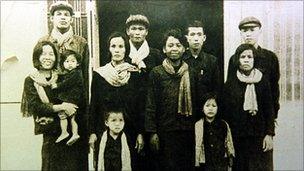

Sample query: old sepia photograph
[1,0,303,170]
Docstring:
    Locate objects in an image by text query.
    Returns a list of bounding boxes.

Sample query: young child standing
[195,93,235,171]
[98,109,131,171]
[52,49,84,145]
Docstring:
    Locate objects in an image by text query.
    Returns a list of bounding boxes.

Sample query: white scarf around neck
[129,40,150,69]
[98,131,131,171]
[237,68,263,115]
[51,26,74,47]
[95,62,137,87]
[195,118,235,166]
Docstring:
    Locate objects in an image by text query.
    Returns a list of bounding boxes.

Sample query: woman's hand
[263,135,273,152]
[89,134,97,150]
[135,134,144,153]
[150,133,159,152]
[61,102,78,116]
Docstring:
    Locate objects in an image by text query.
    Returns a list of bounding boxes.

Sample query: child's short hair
[60,49,81,69]
[104,107,125,121]
[200,92,222,117]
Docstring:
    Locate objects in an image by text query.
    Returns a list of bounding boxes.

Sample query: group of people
[21,1,280,171]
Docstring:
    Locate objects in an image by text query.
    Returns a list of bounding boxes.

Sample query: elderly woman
[21,41,88,170]
[223,43,275,170]
[89,32,143,171]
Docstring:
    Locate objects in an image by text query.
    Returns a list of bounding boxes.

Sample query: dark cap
[49,1,74,16]
[238,16,261,30]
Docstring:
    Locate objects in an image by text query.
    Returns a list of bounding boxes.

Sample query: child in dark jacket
[52,49,84,145]
[195,93,234,171]
[98,109,131,171]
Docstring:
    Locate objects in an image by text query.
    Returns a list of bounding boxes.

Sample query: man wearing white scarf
[38,1,90,121]
[125,14,163,171]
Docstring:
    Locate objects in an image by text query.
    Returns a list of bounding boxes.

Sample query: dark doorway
[97,1,223,81]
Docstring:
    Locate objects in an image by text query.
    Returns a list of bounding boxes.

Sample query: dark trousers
[158,130,195,171]
[233,136,273,171]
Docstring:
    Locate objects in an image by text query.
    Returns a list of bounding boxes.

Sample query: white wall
[224,1,303,96]
[1,1,48,102]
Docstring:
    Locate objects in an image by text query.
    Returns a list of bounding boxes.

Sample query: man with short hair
[37,1,89,170]
[39,1,90,104]
[125,14,163,171]
[227,16,280,119]
[183,20,220,120]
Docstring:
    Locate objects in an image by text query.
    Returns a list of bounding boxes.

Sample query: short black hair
[106,32,130,61]
[104,107,125,121]
[32,41,58,70]
[162,28,187,49]
[186,20,204,34]
[60,49,81,70]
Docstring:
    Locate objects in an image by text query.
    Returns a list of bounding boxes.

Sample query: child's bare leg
[67,115,80,145]
[56,112,69,143]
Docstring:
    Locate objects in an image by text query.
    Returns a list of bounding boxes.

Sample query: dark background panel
[97,0,223,82]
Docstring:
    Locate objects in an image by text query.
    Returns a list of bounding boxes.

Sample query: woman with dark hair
[21,41,88,170]
[88,32,143,170]
[223,43,275,170]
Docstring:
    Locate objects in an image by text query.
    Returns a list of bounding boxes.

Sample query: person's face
[39,45,56,70]
[51,9,73,30]
[163,36,185,61]
[239,49,254,72]
[63,55,79,71]
[109,37,126,64]
[186,27,206,50]
[105,112,125,135]
[240,27,261,45]
[203,98,218,119]
[126,24,148,44]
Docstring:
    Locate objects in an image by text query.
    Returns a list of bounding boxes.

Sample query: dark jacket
[227,46,280,118]
[183,50,220,119]
[38,35,90,108]
[222,73,275,138]
[203,118,229,170]
[89,71,142,136]
[125,48,163,124]
[54,68,85,106]
[145,64,197,133]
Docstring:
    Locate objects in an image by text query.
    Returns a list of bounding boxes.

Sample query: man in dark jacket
[145,28,196,171]
[227,16,280,119]
[37,1,89,170]
[183,20,220,120]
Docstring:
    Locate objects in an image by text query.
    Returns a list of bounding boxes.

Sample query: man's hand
[263,135,273,152]
[150,133,159,152]
[135,134,144,153]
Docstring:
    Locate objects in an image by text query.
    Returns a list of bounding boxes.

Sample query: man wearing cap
[183,20,220,120]
[39,1,90,104]
[227,16,280,120]
[37,1,89,170]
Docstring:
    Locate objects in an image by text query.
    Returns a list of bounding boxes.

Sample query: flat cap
[49,1,74,16]
[238,16,261,30]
